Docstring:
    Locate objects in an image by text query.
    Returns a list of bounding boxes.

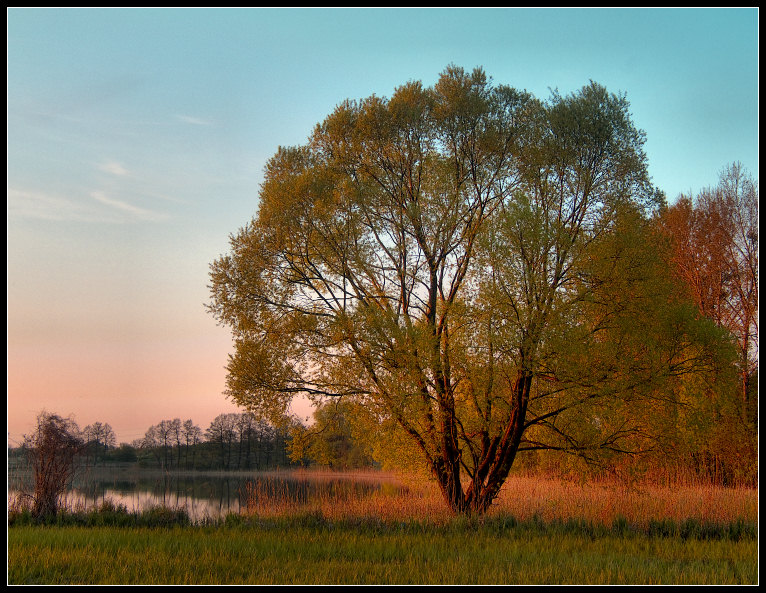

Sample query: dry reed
[240,469,758,528]
[490,475,757,527]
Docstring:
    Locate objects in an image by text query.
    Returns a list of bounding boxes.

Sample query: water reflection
[9,469,399,522]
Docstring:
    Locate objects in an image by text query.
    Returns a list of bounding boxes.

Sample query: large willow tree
[208,66,709,514]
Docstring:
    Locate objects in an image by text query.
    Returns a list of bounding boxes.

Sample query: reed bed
[242,472,448,524]
[240,470,758,530]
[491,475,758,528]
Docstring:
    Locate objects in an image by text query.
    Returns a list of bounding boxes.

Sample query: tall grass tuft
[8,496,193,529]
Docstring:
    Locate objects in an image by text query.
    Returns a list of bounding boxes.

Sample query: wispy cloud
[7,187,168,224]
[8,188,97,222]
[90,191,167,222]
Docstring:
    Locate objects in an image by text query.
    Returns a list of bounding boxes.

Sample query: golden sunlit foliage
[208,66,755,514]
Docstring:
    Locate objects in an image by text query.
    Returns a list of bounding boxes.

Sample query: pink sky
[7,322,243,446]
[7,327,315,446]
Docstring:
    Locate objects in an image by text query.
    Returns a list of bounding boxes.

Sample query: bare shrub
[21,411,85,519]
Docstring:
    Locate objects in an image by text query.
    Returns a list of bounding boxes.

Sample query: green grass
[8,514,758,585]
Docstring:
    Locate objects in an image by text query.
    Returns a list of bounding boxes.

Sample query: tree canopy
[661,163,758,422]
[208,66,732,514]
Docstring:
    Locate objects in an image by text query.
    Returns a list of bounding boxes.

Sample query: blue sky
[7,7,759,444]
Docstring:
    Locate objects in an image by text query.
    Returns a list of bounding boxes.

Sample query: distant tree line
[10,411,305,473]
[132,413,295,471]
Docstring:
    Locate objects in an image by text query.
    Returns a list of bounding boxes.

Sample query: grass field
[7,471,759,585]
[7,518,758,585]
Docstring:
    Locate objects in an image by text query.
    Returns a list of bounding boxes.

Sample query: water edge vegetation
[7,469,758,585]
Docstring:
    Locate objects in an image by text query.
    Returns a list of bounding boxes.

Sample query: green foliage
[300,399,376,469]
[207,65,746,513]
[104,444,138,463]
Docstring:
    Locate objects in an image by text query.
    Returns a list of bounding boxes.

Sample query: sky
[7,7,759,446]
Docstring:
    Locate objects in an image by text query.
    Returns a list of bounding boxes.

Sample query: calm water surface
[8,467,402,521]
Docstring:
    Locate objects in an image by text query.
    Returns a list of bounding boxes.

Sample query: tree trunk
[431,370,532,515]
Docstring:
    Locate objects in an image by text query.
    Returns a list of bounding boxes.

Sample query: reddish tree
[661,163,758,423]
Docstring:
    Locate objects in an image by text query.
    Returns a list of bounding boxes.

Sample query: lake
[8,466,404,522]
